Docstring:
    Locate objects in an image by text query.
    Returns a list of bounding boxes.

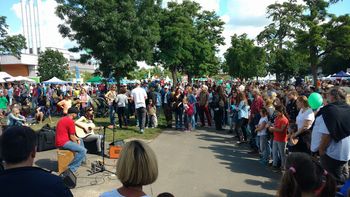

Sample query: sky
[1,0,350,58]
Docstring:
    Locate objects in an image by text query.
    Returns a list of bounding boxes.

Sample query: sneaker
[140,129,144,134]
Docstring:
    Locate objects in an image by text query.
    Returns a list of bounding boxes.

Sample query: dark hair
[157,192,175,197]
[278,152,336,197]
[0,126,37,164]
[275,105,287,116]
[260,107,268,115]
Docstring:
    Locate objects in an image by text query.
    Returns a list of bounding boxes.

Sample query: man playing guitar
[55,107,87,173]
[75,107,103,155]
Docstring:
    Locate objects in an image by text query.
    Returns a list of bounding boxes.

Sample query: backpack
[186,103,194,116]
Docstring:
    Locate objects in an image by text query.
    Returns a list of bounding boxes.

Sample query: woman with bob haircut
[278,152,336,197]
[100,140,158,197]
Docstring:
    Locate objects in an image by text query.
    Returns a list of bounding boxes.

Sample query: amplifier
[59,168,77,189]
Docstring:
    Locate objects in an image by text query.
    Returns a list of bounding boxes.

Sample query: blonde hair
[117,140,158,187]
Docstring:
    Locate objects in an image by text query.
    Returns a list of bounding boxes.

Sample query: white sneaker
[140,129,144,134]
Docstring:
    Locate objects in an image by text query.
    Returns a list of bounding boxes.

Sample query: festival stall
[42,77,68,84]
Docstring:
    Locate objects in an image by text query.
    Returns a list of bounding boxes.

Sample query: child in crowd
[183,97,194,131]
[278,152,336,197]
[287,123,299,153]
[255,108,270,165]
[0,92,8,115]
[268,105,289,172]
[147,99,157,128]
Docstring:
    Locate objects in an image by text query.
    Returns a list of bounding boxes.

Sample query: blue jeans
[109,105,115,125]
[259,135,270,162]
[62,139,87,172]
[272,141,286,168]
[175,109,183,129]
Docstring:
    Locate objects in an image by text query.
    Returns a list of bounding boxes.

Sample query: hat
[164,85,169,89]
[68,107,79,114]
[135,80,141,84]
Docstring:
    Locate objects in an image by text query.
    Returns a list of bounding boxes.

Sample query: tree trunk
[188,74,193,85]
[171,67,177,86]
[310,47,318,87]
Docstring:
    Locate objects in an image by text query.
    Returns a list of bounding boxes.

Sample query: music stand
[88,126,116,175]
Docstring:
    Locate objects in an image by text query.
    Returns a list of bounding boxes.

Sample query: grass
[29,112,166,142]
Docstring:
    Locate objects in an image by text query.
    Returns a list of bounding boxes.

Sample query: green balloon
[308,92,323,110]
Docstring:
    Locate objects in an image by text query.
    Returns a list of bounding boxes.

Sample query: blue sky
[1,0,350,54]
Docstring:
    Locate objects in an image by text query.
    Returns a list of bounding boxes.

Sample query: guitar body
[75,122,96,138]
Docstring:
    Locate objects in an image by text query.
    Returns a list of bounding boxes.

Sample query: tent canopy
[43,77,68,84]
[87,76,103,83]
[0,72,13,81]
[332,71,350,78]
[7,76,35,83]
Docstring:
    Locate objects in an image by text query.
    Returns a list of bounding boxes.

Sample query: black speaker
[59,168,77,189]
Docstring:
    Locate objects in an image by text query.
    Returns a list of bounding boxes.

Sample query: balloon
[308,92,323,110]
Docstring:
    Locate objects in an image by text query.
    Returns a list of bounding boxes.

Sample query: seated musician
[75,107,103,155]
[7,107,26,127]
[55,107,87,173]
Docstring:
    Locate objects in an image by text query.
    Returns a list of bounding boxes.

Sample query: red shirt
[273,115,289,142]
[55,116,76,147]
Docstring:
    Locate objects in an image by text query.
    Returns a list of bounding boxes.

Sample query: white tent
[43,77,68,84]
[0,78,5,83]
[7,76,35,83]
[0,72,13,81]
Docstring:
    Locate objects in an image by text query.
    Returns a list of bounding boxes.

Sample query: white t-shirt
[311,115,324,152]
[100,189,150,197]
[131,87,147,109]
[317,115,350,161]
[296,108,314,131]
[257,116,268,136]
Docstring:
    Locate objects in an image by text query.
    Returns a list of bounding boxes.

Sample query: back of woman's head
[278,152,336,197]
[117,140,158,187]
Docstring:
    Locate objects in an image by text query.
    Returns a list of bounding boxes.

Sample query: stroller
[91,96,109,118]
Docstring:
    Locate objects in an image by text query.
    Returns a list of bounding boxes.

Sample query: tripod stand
[88,126,116,175]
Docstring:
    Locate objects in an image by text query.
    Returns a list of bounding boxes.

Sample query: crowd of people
[0,78,349,196]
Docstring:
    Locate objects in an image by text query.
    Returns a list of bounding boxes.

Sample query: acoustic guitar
[75,122,96,138]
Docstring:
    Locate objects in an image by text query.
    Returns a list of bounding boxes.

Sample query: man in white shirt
[131,80,147,133]
[317,88,350,184]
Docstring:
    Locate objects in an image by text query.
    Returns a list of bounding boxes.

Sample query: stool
[57,149,75,174]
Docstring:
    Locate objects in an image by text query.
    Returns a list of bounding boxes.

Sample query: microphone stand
[88,126,116,176]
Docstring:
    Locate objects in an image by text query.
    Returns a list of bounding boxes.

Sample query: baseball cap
[135,80,141,84]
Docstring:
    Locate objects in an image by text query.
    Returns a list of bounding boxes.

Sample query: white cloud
[11,0,74,51]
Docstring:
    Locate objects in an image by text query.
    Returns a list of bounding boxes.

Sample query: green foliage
[295,0,350,84]
[157,0,224,82]
[81,71,93,83]
[257,0,306,81]
[224,34,266,79]
[38,49,68,81]
[0,16,26,58]
[55,0,161,80]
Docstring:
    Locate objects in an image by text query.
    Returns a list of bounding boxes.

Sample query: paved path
[35,128,280,197]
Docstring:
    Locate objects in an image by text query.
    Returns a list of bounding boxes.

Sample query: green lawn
[30,113,166,142]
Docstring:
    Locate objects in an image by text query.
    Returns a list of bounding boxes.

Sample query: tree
[81,71,93,83]
[295,0,350,85]
[55,0,161,81]
[0,16,26,58]
[257,0,307,81]
[224,34,266,80]
[158,1,224,83]
[38,49,68,81]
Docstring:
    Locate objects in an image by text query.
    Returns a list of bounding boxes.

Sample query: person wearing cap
[131,80,147,133]
[162,85,172,128]
[55,107,87,173]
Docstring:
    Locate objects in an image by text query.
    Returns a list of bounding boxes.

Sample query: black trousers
[320,154,349,184]
[214,107,223,130]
